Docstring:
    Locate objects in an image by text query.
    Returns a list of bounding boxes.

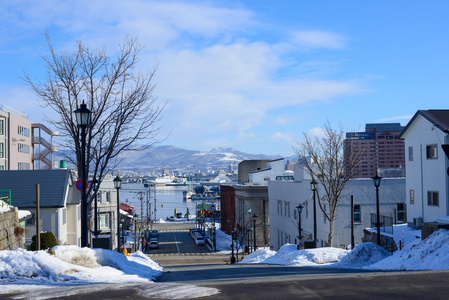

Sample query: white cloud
[309,127,325,137]
[375,114,414,122]
[275,118,289,125]
[291,30,346,50]
[0,1,366,156]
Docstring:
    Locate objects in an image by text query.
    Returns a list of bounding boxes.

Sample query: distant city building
[344,123,405,178]
[0,105,58,170]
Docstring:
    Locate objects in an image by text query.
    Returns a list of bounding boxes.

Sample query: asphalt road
[146,223,210,256]
[4,223,449,299]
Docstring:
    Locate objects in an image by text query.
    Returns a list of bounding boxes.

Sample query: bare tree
[24,34,164,202]
[294,121,364,246]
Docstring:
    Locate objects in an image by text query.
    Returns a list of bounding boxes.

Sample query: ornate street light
[296,204,304,249]
[252,214,257,251]
[113,174,122,252]
[74,102,92,247]
[372,174,382,246]
[310,179,318,248]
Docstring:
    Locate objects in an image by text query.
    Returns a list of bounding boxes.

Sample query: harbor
[119,183,221,222]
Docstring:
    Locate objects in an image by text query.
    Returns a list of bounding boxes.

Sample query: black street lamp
[74,102,92,248]
[113,174,122,252]
[252,214,257,251]
[231,228,236,264]
[310,179,318,248]
[372,174,382,246]
[92,177,99,238]
[296,204,304,249]
[133,214,138,252]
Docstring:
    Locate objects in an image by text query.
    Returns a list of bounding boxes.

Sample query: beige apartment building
[0,105,58,170]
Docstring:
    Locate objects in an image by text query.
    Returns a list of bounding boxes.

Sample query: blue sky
[1,1,449,156]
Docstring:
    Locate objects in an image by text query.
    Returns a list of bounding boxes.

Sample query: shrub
[30,231,57,251]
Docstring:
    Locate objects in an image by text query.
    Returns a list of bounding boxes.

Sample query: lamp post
[92,177,99,238]
[231,228,236,264]
[133,214,138,252]
[74,102,92,248]
[310,179,318,248]
[252,214,257,251]
[372,174,382,246]
[296,204,303,249]
[113,175,122,252]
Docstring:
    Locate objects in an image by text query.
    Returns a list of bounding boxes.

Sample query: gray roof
[399,110,449,139]
[0,170,78,208]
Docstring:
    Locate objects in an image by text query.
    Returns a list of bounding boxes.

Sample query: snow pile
[240,248,276,264]
[332,242,391,268]
[242,244,349,266]
[0,246,220,299]
[0,246,162,285]
[367,229,449,271]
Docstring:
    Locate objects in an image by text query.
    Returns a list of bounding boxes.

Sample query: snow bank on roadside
[367,229,449,271]
[331,242,391,268]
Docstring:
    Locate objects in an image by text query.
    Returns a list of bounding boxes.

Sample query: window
[426,144,438,159]
[0,119,3,135]
[427,191,439,206]
[99,213,110,230]
[410,190,415,205]
[0,143,3,158]
[26,213,35,225]
[353,204,361,224]
[408,146,413,161]
[63,208,67,224]
[277,201,282,216]
[397,203,406,222]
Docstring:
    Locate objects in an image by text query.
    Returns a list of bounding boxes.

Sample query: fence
[370,213,394,234]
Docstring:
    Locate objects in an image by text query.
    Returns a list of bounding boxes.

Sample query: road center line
[173,232,181,254]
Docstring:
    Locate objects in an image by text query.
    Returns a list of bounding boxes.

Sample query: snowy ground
[0,246,218,299]
[3,222,449,299]
[241,229,449,271]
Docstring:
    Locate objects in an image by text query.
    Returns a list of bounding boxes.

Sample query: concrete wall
[234,185,269,247]
[0,208,24,250]
[238,160,269,184]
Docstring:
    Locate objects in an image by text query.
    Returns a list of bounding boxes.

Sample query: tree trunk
[328,217,334,246]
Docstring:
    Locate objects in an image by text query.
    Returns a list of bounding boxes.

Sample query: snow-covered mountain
[117,145,285,172]
[55,145,292,173]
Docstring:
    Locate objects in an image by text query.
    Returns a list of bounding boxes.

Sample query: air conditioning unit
[413,217,423,228]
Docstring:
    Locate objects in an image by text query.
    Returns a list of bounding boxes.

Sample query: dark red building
[220,185,235,235]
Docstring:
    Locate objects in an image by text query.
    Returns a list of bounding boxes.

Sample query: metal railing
[370,213,394,234]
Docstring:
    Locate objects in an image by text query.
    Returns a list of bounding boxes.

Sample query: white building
[0,170,80,247]
[399,110,449,225]
[268,165,406,250]
[248,158,285,185]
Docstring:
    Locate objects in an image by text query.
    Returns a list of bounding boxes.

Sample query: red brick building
[220,185,236,235]
[344,123,405,178]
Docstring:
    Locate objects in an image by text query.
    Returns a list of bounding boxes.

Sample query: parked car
[149,240,159,249]
[190,228,200,238]
[169,216,176,221]
[195,235,205,246]
[150,230,159,237]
